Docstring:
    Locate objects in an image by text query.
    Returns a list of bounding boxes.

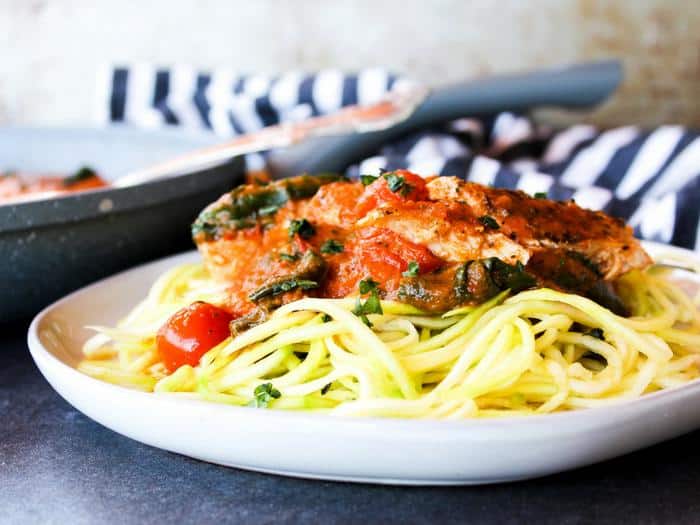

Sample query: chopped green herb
[453,260,498,301]
[287,174,346,199]
[358,278,380,294]
[534,192,547,199]
[192,174,344,240]
[485,258,536,292]
[248,382,281,408]
[258,251,326,302]
[479,215,500,230]
[288,218,316,239]
[383,172,405,193]
[353,278,383,327]
[402,261,420,278]
[249,278,319,302]
[454,258,536,303]
[258,205,280,216]
[321,383,332,395]
[63,166,97,187]
[322,314,332,322]
[360,174,378,186]
[320,239,344,254]
[380,172,414,196]
[279,252,299,262]
[354,299,380,327]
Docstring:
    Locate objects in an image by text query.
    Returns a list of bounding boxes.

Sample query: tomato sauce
[0,168,107,204]
[196,172,446,314]
[194,169,649,316]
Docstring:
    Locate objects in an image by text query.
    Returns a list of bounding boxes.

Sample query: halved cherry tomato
[357,228,443,283]
[355,170,429,217]
[293,234,312,253]
[156,302,234,372]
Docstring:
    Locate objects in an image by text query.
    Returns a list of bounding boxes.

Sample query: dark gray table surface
[3,319,700,525]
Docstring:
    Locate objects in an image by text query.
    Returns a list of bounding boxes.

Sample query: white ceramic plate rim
[26,240,700,484]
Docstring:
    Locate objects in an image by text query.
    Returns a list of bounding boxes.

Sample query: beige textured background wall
[0,0,698,128]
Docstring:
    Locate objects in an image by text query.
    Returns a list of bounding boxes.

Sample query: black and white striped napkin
[102,66,700,252]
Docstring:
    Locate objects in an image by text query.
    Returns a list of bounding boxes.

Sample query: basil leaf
[358,278,379,294]
[485,258,536,292]
[402,261,420,277]
[478,215,500,230]
[249,382,281,408]
[249,278,319,302]
[353,278,383,327]
[192,174,344,240]
[279,252,300,262]
[258,204,280,216]
[63,166,97,187]
[320,239,344,254]
[360,175,378,186]
[288,218,316,239]
[362,292,382,315]
[383,172,405,193]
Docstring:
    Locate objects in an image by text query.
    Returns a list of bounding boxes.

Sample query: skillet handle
[406,59,622,127]
[268,60,623,177]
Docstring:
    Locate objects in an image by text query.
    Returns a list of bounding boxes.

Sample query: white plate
[28,242,700,485]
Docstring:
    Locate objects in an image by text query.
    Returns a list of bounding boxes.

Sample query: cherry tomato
[156,302,234,372]
[357,228,443,283]
[293,234,312,253]
[356,170,429,217]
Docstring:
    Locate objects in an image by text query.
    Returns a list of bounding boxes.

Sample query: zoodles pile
[78,260,700,419]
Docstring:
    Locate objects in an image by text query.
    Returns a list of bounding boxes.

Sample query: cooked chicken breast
[426,177,650,279]
[193,170,651,315]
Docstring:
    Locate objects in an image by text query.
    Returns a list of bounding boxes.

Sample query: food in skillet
[79,170,700,418]
[0,166,107,204]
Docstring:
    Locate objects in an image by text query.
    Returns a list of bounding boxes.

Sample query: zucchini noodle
[78,260,700,419]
